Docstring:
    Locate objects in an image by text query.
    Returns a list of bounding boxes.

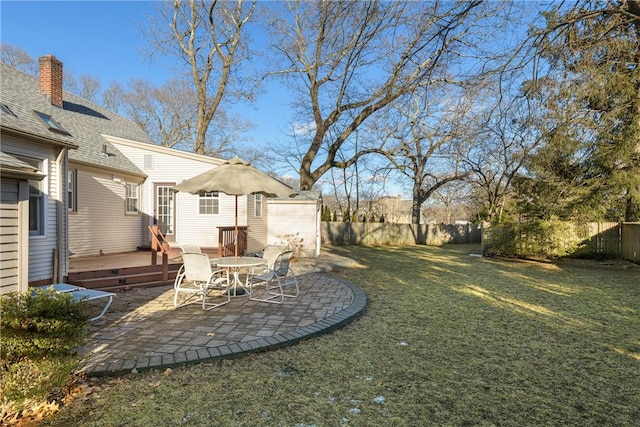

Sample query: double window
[199,191,219,215]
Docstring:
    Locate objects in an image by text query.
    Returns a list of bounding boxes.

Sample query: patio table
[216,256,266,296]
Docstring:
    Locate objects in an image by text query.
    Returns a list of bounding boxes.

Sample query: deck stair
[66,264,182,292]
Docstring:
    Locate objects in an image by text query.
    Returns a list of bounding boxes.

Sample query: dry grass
[43,244,640,426]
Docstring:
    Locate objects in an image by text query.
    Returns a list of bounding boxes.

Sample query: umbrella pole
[234,195,238,259]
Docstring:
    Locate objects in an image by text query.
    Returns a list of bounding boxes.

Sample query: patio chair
[249,249,299,304]
[175,245,200,284]
[180,244,202,254]
[174,253,230,310]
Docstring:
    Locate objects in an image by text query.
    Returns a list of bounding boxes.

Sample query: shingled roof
[0,60,150,178]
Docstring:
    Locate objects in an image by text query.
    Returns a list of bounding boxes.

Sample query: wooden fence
[621,223,640,262]
[321,222,481,246]
[320,220,639,263]
[482,221,639,263]
[580,222,621,255]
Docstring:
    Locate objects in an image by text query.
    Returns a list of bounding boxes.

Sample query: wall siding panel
[69,166,143,256]
[268,200,319,257]
[28,156,58,282]
[2,141,60,283]
[247,195,267,254]
[0,180,20,293]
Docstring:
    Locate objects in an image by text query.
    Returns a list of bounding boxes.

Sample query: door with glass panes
[154,183,175,241]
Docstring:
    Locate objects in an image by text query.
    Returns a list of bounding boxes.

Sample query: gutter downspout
[55,147,68,283]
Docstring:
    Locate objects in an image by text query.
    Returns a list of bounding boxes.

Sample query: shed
[267,191,322,258]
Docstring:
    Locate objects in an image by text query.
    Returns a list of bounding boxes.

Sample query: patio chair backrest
[181,244,202,254]
[273,251,293,277]
[182,253,212,282]
[263,245,287,269]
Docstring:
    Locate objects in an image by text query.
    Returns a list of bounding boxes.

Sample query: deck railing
[218,226,248,257]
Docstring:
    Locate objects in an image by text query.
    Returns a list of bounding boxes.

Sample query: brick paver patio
[75,251,367,375]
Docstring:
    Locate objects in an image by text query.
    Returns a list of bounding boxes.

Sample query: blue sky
[1,1,295,160]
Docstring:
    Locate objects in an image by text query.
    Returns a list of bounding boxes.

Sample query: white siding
[3,139,61,283]
[110,141,246,249]
[29,155,57,282]
[175,192,247,248]
[69,164,144,256]
[268,199,320,257]
[247,194,267,253]
[3,141,59,282]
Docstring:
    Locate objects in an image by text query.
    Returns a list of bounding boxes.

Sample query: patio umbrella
[173,158,297,258]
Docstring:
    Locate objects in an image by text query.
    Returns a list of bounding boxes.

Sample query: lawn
[43,244,639,426]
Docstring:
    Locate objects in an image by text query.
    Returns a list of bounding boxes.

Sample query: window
[14,155,47,236]
[199,191,219,215]
[33,110,70,135]
[125,183,139,214]
[68,170,77,212]
[254,194,263,217]
[1,103,17,117]
[144,154,153,169]
[29,180,45,235]
[21,157,46,236]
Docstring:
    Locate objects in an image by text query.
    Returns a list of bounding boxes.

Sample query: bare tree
[0,43,37,75]
[1,43,102,102]
[72,74,101,103]
[146,0,257,155]
[367,86,473,228]
[267,0,500,190]
[463,91,544,223]
[203,107,255,158]
[122,78,197,150]
[426,181,474,224]
[102,81,127,114]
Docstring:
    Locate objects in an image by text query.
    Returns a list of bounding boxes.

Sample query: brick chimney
[39,55,63,108]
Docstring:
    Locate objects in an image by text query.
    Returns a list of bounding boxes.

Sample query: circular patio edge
[83,278,368,376]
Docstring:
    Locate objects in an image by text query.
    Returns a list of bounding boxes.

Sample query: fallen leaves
[0,375,118,426]
[0,399,59,426]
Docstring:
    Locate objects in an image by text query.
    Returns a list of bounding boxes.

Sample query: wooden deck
[68,250,183,273]
[66,249,220,292]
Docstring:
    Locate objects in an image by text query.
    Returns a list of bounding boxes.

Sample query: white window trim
[254,194,263,217]
[29,183,47,238]
[24,157,48,238]
[198,191,220,215]
[125,182,140,215]
[68,169,77,212]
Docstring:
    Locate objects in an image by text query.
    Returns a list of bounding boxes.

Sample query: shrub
[486,219,585,258]
[1,287,90,365]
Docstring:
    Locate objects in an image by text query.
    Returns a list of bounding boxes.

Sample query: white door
[155,183,175,241]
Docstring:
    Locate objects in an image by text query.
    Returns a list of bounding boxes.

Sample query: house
[110,137,322,257]
[0,147,78,294]
[0,60,78,293]
[1,55,318,292]
[105,136,254,252]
